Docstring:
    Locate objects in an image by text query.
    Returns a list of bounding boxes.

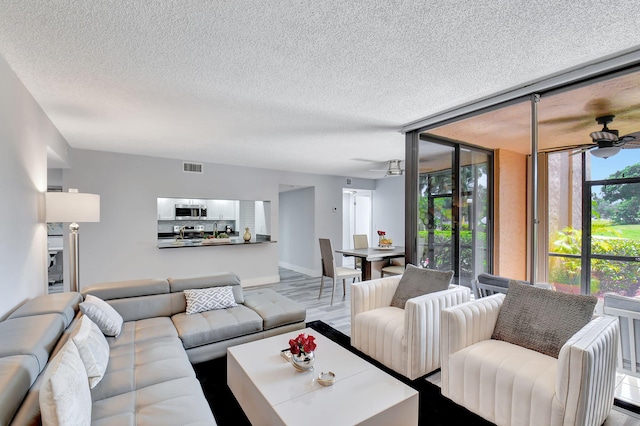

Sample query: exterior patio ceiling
[426,71,640,156]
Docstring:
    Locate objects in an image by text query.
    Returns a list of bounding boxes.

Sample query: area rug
[193,320,493,425]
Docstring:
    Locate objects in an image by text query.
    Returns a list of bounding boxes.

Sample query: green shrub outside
[550,226,640,296]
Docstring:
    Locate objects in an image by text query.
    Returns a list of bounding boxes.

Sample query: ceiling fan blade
[621,136,640,149]
[570,146,594,156]
[539,114,591,125]
[540,101,640,134]
[620,130,640,140]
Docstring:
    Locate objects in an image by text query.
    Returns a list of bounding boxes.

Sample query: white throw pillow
[71,315,110,388]
[39,341,92,426]
[184,286,238,314]
[79,294,123,337]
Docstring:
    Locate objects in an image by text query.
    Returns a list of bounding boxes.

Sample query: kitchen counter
[157,236,274,249]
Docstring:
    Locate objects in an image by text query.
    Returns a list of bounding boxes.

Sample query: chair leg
[330,277,337,305]
[318,276,324,299]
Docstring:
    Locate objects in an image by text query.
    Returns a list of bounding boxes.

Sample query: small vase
[243,227,251,242]
[291,351,315,371]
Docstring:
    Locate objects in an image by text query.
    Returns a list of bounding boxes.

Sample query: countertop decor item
[317,371,336,386]
[289,333,316,371]
[377,230,392,247]
[243,227,251,242]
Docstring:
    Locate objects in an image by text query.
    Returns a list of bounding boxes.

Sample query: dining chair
[381,262,405,277]
[352,234,368,269]
[319,238,361,305]
[472,273,555,299]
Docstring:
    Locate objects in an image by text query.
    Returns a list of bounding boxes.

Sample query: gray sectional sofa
[0,272,306,425]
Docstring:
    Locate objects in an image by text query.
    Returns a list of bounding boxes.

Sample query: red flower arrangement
[377,230,386,236]
[289,333,316,355]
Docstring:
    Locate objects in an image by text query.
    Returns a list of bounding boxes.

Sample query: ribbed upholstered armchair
[351,273,470,380]
[441,290,620,426]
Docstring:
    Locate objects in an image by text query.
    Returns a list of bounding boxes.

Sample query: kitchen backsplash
[157,220,236,234]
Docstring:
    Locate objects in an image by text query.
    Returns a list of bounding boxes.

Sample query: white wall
[47,169,63,188]
[279,187,316,275]
[372,175,405,247]
[63,149,376,287]
[0,55,68,318]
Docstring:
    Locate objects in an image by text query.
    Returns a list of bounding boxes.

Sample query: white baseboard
[278,261,320,277]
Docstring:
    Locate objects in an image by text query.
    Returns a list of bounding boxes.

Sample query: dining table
[334,245,405,282]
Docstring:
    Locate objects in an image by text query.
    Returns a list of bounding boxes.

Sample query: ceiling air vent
[346,178,352,186]
[183,162,203,173]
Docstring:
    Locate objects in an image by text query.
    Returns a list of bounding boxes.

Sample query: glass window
[415,137,492,287]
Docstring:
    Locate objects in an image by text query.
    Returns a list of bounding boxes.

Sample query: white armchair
[351,275,470,380]
[441,294,620,426]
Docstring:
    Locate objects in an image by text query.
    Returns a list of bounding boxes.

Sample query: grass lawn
[594,224,640,240]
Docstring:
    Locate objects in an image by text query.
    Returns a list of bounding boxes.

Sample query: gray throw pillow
[389,265,454,309]
[491,282,597,358]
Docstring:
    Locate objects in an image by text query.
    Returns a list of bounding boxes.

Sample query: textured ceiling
[1,1,640,178]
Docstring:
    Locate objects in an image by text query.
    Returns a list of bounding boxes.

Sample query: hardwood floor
[259,267,354,336]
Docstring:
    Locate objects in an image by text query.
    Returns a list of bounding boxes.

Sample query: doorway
[342,189,372,268]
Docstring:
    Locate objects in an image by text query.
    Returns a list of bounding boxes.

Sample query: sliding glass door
[414,137,492,286]
[459,148,491,286]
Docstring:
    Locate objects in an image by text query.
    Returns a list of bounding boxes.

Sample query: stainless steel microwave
[174,204,207,220]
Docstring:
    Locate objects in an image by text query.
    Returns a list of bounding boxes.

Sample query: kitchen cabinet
[190,199,207,207]
[170,198,187,206]
[207,200,238,220]
[157,198,174,220]
[220,200,238,220]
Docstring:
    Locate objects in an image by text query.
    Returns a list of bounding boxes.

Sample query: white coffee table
[227,327,418,426]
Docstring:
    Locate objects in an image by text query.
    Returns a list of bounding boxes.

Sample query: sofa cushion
[171,305,263,349]
[0,355,40,426]
[169,272,244,303]
[108,316,178,348]
[492,282,597,358]
[390,265,453,309]
[91,318,194,402]
[39,341,92,426]
[8,292,82,327]
[71,316,109,389]
[243,288,306,330]
[81,278,170,301]
[91,377,216,425]
[184,286,238,314]
[0,314,66,372]
[80,295,124,337]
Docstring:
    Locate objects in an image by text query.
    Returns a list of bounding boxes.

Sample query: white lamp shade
[46,191,100,223]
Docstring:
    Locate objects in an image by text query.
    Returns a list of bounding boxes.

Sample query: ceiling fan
[369,159,404,176]
[572,115,640,159]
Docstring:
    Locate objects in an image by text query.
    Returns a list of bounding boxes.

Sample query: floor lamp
[46,189,100,293]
